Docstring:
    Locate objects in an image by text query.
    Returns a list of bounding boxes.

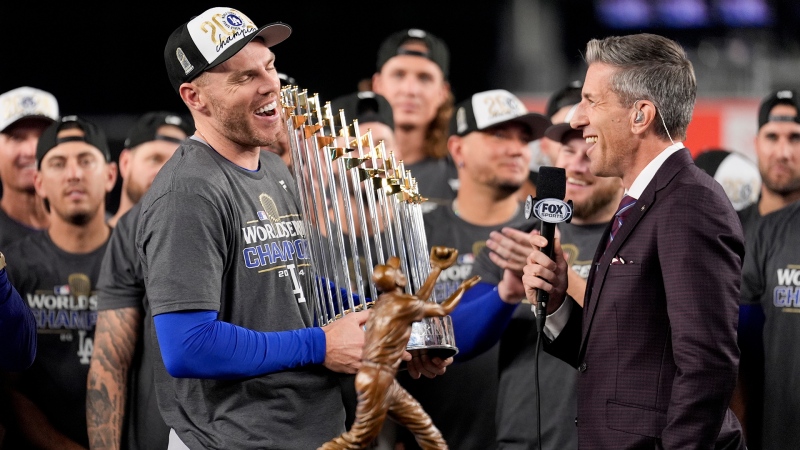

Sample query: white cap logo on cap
[177,48,194,76]
[471,89,527,130]
[188,8,258,65]
[777,90,794,99]
[456,107,468,134]
[407,29,427,39]
[164,115,183,126]
[0,87,59,132]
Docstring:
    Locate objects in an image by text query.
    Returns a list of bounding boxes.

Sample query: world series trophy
[279,86,464,448]
[280,86,458,356]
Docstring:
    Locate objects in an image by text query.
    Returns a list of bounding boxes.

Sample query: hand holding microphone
[523,166,573,334]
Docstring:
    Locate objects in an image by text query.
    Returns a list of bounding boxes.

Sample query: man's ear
[447,135,464,168]
[631,100,656,134]
[180,82,204,113]
[33,171,45,198]
[105,161,118,193]
[118,149,132,180]
[371,72,383,94]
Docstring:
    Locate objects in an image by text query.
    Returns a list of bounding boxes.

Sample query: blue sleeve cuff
[450,282,518,361]
[310,326,326,365]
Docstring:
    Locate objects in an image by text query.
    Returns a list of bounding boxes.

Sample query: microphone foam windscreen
[537,166,566,200]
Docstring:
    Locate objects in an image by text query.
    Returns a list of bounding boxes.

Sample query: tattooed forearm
[87,307,141,450]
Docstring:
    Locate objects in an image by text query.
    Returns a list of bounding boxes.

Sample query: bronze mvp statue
[319,246,480,450]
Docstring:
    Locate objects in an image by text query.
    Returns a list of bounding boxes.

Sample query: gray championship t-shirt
[136,140,344,450]
[4,232,108,448]
[396,201,530,450]
[96,202,169,450]
[740,200,800,450]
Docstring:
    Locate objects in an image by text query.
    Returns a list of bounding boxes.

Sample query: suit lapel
[579,149,694,357]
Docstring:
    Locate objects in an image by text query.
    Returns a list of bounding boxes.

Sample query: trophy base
[408,345,459,359]
[399,315,459,370]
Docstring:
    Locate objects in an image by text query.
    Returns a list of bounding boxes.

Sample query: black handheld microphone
[524,166,572,333]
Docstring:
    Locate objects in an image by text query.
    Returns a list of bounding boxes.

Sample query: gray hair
[585,33,696,141]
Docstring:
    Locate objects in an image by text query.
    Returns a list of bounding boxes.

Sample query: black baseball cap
[330,91,394,130]
[376,28,450,79]
[757,89,800,129]
[164,7,291,93]
[124,111,194,149]
[544,104,582,143]
[450,89,550,141]
[546,80,583,119]
[278,72,296,86]
[36,115,110,169]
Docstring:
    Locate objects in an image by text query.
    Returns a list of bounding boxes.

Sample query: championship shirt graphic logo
[258,193,282,222]
[241,193,309,304]
[242,193,309,271]
[26,272,98,333]
[774,264,800,309]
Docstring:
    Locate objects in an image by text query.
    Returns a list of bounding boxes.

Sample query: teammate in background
[106,111,193,227]
[539,81,584,167]
[3,115,117,448]
[87,111,191,450]
[0,86,59,249]
[734,89,800,450]
[371,28,458,207]
[396,88,550,450]
[487,115,623,449]
[739,192,800,450]
[738,89,800,239]
[518,81,583,204]
[0,86,57,446]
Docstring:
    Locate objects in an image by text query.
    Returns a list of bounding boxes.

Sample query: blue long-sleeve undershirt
[154,281,516,377]
[153,310,326,379]
[449,281,518,362]
[0,268,37,371]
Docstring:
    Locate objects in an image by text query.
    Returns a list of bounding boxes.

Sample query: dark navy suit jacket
[547,149,746,449]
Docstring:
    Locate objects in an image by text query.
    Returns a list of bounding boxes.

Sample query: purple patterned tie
[606,194,636,250]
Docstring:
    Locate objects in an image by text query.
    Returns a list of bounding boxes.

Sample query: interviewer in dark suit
[521,33,746,449]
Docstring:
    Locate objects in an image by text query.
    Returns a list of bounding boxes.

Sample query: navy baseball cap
[331,91,394,130]
[757,89,800,129]
[376,28,450,79]
[546,80,583,119]
[36,115,110,169]
[124,111,194,149]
